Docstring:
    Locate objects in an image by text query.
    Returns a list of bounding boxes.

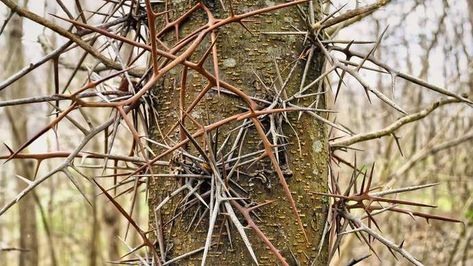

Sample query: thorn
[346,254,371,266]
[3,143,13,154]
[210,31,221,96]
[387,247,399,261]
[33,160,42,179]
[15,175,33,186]
[228,0,235,16]
[391,133,404,157]
[247,200,276,212]
[238,21,254,36]
[399,240,405,249]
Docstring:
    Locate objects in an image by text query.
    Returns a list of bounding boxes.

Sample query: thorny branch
[331,98,464,148]
[0,0,471,265]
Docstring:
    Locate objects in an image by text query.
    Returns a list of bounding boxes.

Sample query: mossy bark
[148,1,328,265]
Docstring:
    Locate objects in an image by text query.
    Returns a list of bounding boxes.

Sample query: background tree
[2,0,38,265]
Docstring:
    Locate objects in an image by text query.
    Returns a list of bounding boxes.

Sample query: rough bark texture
[148,1,328,265]
[3,1,39,265]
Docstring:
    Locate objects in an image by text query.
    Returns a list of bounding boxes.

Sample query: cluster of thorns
[0,0,470,265]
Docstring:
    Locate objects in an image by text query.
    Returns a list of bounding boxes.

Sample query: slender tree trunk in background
[89,185,98,266]
[460,3,473,266]
[132,192,141,249]
[88,140,102,266]
[101,139,120,263]
[39,5,58,264]
[32,192,57,266]
[467,1,473,95]
[0,167,6,263]
[148,1,328,264]
[3,1,38,265]
[103,203,120,261]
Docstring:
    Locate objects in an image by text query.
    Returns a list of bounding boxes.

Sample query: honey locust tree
[147,1,328,265]
[0,0,470,265]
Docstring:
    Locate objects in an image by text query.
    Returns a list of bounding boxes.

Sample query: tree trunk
[103,203,120,262]
[467,1,473,95]
[148,1,328,265]
[0,165,6,263]
[89,185,98,266]
[3,1,38,265]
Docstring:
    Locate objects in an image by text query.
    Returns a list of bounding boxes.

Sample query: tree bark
[103,203,120,262]
[467,1,473,95]
[148,1,328,265]
[3,1,38,265]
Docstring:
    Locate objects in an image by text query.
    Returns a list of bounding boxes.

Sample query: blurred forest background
[0,0,472,265]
